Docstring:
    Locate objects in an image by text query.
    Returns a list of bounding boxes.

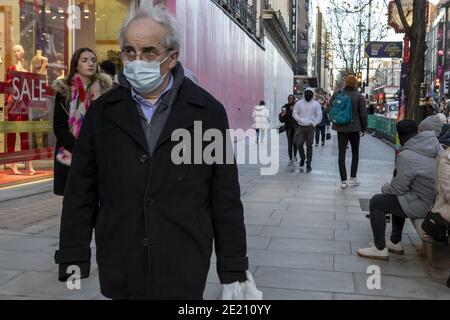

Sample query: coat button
[140,154,148,163]
[146,197,154,206]
[142,238,149,246]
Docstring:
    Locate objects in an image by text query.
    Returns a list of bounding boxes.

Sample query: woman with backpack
[328,75,368,189]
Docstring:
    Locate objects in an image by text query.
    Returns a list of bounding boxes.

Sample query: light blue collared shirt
[131,75,174,122]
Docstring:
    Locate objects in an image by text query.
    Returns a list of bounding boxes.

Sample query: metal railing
[262,1,294,50]
[275,10,294,50]
[216,0,258,38]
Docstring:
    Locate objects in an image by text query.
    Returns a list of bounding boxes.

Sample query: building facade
[0,0,297,189]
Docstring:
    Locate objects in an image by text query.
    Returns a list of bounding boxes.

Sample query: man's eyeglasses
[120,47,170,62]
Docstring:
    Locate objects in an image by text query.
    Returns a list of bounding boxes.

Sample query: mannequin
[31,49,48,75]
[5,45,35,175]
[12,45,28,72]
[31,49,48,151]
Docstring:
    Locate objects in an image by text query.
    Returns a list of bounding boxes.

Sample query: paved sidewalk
[0,133,449,300]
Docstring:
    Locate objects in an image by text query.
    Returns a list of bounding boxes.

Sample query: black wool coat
[52,74,112,195]
[278,103,298,129]
[54,73,248,300]
[52,92,75,196]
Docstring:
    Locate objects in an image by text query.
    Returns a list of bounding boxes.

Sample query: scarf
[56,74,100,166]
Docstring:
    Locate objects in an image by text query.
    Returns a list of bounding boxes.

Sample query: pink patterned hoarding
[168,0,265,130]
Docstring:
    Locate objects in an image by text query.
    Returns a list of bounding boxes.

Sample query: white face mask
[123,54,171,94]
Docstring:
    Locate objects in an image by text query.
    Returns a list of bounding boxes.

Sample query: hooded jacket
[382,131,444,218]
[252,105,270,129]
[292,88,322,127]
[419,115,446,137]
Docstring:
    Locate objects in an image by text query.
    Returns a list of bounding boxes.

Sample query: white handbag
[221,271,263,300]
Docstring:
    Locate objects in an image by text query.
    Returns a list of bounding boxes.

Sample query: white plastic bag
[221,271,263,300]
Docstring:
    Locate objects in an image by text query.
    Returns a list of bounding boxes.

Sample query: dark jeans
[370,194,407,250]
[255,129,266,143]
[337,131,360,181]
[285,127,298,160]
[296,125,315,165]
[315,126,326,145]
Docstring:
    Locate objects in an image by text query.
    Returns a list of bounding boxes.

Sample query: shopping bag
[222,271,263,300]
[326,126,332,140]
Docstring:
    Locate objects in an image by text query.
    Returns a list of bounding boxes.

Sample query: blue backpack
[330,92,353,125]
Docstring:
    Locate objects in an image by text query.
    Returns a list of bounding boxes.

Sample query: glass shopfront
[0,0,134,189]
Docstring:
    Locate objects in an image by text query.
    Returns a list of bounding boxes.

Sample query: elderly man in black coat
[54,5,249,300]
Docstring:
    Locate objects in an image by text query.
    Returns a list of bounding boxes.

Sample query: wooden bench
[411,218,449,267]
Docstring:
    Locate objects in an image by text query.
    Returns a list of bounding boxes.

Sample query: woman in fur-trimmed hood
[52,48,112,196]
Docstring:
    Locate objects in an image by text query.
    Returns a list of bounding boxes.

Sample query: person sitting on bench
[357,119,444,261]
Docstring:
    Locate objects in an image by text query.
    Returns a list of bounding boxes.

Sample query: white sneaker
[288,160,293,166]
[386,240,404,255]
[348,177,360,187]
[293,156,297,162]
[340,181,348,189]
[357,244,389,261]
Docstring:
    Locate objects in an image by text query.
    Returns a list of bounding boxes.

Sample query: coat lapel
[104,86,149,153]
[154,79,207,153]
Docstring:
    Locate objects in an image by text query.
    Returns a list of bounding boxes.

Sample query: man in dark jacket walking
[329,75,368,189]
[279,94,299,166]
[54,5,249,300]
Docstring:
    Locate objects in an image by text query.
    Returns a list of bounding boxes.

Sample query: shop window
[0,0,69,188]
[0,0,133,189]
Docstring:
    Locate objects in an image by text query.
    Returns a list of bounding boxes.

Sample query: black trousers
[369,194,407,250]
[315,126,326,145]
[285,127,298,160]
[296,125,315,165]
[255,129,266,143]
[337,131,360,181]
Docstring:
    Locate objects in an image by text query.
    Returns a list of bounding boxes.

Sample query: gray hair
[118,4,182,50]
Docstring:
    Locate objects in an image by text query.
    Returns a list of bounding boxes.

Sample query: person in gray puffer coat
[357,119,444,261]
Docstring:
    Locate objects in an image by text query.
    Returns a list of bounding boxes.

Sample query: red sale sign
[7,71,47,116]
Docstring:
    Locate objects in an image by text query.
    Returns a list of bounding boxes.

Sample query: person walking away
[52,48,112,196]
[292,87,322,172]
[252,100,270,144]
[357,120,443,260]
[315,101,330,147]
[279,95,299,166]
[329,74,368,189]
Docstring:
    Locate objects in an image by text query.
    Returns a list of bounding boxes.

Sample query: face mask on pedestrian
[304,91,314,102]
[123,53,172,94]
